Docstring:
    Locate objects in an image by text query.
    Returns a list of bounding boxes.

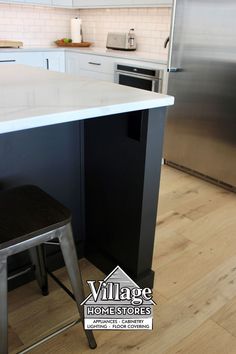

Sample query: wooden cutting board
[0,40,23,48]
[55,40,92,47]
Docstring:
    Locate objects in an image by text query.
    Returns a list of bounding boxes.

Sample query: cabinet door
[73,0,172,8]
[52,0,73,7]
[65,52,81,75]
[43,52,65,72]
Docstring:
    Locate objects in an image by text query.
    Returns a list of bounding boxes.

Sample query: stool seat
[0,185,97,353]
[0,185,71,250]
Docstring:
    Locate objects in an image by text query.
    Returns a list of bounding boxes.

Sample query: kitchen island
[0,65,174,288]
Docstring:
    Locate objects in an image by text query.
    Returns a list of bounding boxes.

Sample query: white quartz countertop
[0,65,174,134]
[0,46,167,65]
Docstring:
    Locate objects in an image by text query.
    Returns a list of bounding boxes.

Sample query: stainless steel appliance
[164,0,236,190]
[115,64,163,93]
[106,29,137,51]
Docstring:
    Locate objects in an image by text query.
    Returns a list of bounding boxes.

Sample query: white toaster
[106,29,137,51]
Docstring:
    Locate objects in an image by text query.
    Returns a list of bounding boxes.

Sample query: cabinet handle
[88,62,101,66]
[0,60,16,63]
[46,58,49,70]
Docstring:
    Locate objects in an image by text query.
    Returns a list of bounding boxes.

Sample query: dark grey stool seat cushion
[0,185,71,250]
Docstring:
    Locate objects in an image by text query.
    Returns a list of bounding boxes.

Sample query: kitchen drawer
[78,54,115,74]
[0,52,44,68]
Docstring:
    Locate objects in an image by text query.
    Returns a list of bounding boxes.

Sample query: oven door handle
[115,70,159,81]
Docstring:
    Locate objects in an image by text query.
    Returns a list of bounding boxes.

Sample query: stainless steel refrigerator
[164,0,236,190]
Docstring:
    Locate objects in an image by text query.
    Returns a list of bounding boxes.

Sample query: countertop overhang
[0,65,174,134]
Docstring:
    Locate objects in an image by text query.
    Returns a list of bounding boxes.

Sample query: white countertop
[0,46,167,65]
[0,65,174,134]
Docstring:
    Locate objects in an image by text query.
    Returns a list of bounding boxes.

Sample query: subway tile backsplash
[0,3,79,47]
[80,8,171,60]
[0,4,171,60]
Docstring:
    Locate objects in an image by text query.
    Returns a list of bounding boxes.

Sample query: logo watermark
[81,266,155,330]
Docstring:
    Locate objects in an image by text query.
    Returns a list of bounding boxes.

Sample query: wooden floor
[9,165,236,354]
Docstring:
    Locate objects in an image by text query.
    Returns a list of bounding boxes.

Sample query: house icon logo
[81,266,155,330]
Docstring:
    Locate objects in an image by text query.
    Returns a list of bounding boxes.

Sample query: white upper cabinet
[24,0,52,5]
[4,0,71,6]
[73,0,172,8]
[1,0,172,7]
[51,0,73,7]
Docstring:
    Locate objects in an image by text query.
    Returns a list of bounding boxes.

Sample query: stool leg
[29,245,49,296]
[0,256,8,354]
[59,225,97,349]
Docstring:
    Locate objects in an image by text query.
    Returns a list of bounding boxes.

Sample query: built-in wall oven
[115,64,163,93]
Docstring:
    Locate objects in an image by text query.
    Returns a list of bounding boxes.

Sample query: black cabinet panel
[84,108,166,288]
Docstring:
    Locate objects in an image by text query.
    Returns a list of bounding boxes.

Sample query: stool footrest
[18,318,81,354]
[8,265,35,281]
[47,269,75,301]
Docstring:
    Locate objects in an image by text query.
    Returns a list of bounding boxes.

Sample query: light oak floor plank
[212,295,236,337]
[164,320,236,354]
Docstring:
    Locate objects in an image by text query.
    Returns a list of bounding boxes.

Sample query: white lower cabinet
[0,51,65,73]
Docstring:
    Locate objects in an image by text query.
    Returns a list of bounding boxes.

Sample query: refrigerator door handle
[167,67,181,72]
[167,0,177,73]
[164,36,170,48]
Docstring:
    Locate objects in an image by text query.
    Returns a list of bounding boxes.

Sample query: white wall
[0,3,79,47]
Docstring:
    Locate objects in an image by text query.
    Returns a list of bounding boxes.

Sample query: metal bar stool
[0,185,97,354]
